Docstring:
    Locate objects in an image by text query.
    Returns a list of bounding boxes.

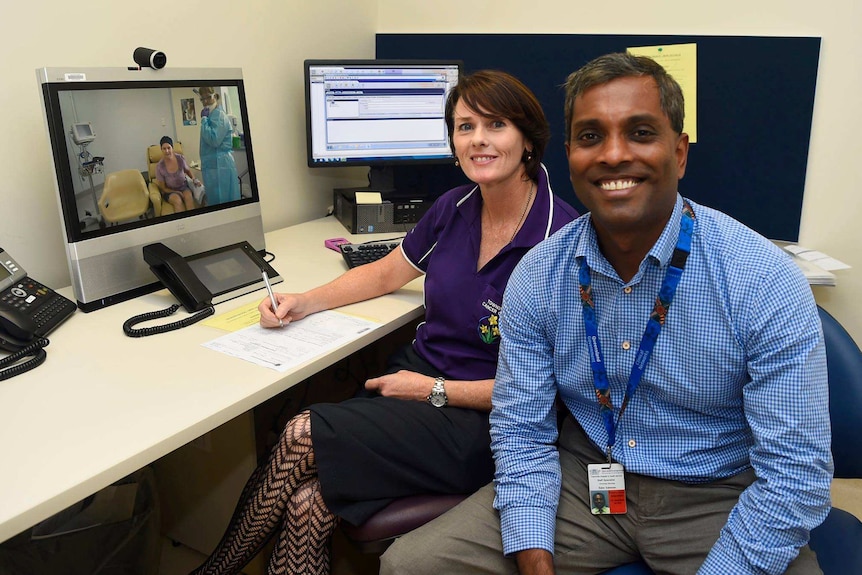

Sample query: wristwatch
[427,377,448,408]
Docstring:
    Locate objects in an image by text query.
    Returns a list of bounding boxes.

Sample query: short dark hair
[445,70,549,181]
[159,136,173,148]
[563,52,685,142]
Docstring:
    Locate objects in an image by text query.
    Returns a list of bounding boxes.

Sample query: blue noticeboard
[377,33,820,242]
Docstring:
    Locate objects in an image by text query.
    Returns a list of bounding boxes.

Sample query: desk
[0,217,423,544]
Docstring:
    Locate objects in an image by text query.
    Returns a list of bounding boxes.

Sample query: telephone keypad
[0,278,76,337]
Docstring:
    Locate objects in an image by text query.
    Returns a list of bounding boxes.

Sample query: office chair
[97,169,151,225]
[146,142,205,216]
[340,493,467,554]
[599,305,862,575]
[805,305,862,574]
[346,306,862,575]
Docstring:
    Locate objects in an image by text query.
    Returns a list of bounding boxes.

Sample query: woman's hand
[258,292,313,328]
[365,370,433,402]
[366,373,495,411]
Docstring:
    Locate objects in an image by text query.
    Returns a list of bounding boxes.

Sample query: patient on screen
[153,136,201,213]
[188,69,578,575]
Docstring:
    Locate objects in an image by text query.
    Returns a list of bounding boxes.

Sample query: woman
[190,70,579,575]
[198,86,240,205]
[155,136,199,212]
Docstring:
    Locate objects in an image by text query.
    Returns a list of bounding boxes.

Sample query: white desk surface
[0,217,423,543]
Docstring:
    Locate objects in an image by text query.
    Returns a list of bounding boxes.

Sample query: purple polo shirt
[400,165,578,381]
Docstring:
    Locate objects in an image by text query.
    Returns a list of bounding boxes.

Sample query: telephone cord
[123,304,215,337]
[0,337,49,381]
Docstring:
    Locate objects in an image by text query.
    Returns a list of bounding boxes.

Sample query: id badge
[587,463,627,515]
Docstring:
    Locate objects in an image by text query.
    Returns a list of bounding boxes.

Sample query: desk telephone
[0,247,77,379]
[124,241,280,337]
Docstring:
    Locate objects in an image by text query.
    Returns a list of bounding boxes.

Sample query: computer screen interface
[305,60,461,170]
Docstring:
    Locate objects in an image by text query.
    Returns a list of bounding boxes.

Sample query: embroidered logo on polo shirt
[478,299,502,344]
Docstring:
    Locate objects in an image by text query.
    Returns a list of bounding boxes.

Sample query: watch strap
[427,376,448,407]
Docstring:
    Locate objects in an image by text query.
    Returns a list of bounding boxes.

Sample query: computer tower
[333,188,429,234]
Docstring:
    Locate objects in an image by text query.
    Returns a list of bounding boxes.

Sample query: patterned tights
[190,411,340,575]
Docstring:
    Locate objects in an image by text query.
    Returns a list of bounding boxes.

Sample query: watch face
[429,393,447,408]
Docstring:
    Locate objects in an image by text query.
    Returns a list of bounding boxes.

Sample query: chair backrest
[99,169,150,223]
[818,306,862,478]
[602,308,862,575]
[146,142,185,183]
[103,169,147,195]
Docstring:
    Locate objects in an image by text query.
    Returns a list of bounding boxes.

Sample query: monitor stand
[367,166,396,193]
[331,167,396,203]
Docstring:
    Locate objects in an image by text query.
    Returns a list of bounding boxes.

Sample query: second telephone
[0,247,76,352]
[1,247,76,380]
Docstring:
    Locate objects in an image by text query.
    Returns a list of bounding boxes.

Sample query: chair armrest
[148,182,163,217]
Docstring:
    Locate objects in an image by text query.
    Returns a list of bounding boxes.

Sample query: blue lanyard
[578,202,694,462]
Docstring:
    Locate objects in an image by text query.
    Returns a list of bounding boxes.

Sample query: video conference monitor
[37,67,266,311]
[304,59,461,192]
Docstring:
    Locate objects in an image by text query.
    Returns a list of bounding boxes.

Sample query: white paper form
[783,244,851,271]
[202,310,381,371]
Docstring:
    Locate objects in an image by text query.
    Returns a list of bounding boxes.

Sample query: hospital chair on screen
[97,169,150,225]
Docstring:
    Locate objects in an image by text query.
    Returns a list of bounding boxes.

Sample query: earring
[454,159,460,167]
[525,150,533,162]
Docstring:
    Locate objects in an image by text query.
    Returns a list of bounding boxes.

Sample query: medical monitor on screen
[304,59,461,192]
[70,122,95,145]
[37,67,265,311]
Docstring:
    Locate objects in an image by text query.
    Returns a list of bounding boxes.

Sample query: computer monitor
[37,67,266,311]
[304,59,461,192]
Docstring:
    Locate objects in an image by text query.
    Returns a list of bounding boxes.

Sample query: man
[380,53,832,574]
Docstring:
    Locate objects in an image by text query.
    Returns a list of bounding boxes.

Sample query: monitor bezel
[303,59,462,170]
[36,67,267,311]
[39,67,260,245]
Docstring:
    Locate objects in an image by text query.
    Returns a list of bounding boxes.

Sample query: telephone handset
[0,306,39,346]
[122,243,216,337]
[0,247,77,380]
[142,242,213,312]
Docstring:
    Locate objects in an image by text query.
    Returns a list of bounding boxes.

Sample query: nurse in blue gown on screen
[198,86,240,205]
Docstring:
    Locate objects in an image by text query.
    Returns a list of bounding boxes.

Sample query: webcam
[133,47,167,70]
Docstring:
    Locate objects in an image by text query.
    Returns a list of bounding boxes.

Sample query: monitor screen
[37,67,266,311]
[304,60,461,190]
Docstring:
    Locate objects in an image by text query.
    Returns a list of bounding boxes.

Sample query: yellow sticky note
[627,43,697,143]
[355,191,383,204]
[203,300,262,331]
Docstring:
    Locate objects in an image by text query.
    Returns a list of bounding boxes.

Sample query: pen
[262,269,278,315]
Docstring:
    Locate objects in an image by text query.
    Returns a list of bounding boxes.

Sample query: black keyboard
[339,241,401,269]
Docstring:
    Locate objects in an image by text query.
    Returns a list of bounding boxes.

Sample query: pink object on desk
[324,238,350,252]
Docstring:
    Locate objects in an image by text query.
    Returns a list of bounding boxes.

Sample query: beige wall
[1,0,858,344]
[0,0,374,291]
[378,0,862,344]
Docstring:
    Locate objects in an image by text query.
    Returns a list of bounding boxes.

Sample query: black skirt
[309,345,494,526]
